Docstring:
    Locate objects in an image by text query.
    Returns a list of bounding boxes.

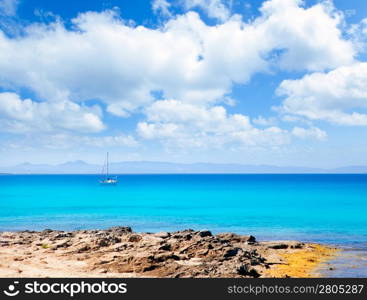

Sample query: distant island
[0,161,366,174]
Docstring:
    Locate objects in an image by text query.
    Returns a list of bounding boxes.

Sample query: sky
[0,0,367,167]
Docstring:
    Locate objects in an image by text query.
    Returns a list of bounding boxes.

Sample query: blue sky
[0,0,367,167]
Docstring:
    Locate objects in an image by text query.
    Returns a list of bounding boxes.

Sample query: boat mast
[106,152,109,178]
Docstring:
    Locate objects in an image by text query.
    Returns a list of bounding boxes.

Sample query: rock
[153,232,170,239]
[151,253,180,263]
[108,226,132,234]
[41,229,53,235]
[269,244,289,249]
[128,235,142,242]
[13,257,24,261]
[159,244,172,251]
[53,241,71,249]
[97,239,109,247]
[246,235,256,243]
[237,264,261,278]
[198,230,212,238]
[224,248,240,258]
[77,245,91,253]
[172,229,194,240]
[0,227,309,278]
[291,243,304,249]
[53,232,74,239]
[143,265,158,272]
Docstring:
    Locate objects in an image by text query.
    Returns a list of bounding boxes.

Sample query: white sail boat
[100,152,117,185]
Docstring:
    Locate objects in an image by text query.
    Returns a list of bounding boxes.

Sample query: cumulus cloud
[152,0,172,17]
[138,99,294,148]
[276,63,367,126]
[0,92,105,133]
[0,0,355,118]
[0,0,361,156]
[258,0,354,71]
[252,116,277,126]
[291,126,327,140]
[182,0,231,22]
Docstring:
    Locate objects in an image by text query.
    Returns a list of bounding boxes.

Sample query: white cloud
[0,92,105,133]
[291,126,327,140]
[0,0,355,119]
[182,0,231,22]
[277,62,367,126]
[258,0,354,71]
[0,0,18,16]
[252,115,277,126]
[137,99,292,148]
[152,0,172,17]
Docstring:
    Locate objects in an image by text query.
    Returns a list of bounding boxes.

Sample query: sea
[0,174,366,276]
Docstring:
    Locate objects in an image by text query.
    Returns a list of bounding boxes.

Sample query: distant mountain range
[0,161,366,174]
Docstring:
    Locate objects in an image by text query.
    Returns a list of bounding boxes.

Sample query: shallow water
[0,174,366,246]
[317,246,367,277]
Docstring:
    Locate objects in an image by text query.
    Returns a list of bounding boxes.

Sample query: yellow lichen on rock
[264,244,339,278]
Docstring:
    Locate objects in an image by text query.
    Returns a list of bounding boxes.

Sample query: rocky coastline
[0,227,337,277]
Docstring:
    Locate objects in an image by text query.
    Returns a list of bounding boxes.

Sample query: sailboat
[100,152,118,185]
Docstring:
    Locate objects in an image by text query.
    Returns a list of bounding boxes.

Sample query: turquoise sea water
[0,174,366,247]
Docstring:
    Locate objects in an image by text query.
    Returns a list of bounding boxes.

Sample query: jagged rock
[97,239,110,247]
[237,264,261,278]
[128,235,142,242]
[269,244,289,249]
[77,245,91,253]
[108,227,132,234]
[291,243,304,249]
[53,232,74,239]
[246,235,256,243]
[153,232,170,239]
[198,230,212,238]
[0,227,316,278]
[41,229,54,235]
[224,248,240,258]
[159,244,172,251]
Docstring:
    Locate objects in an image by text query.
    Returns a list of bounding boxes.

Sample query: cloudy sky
[0,0,367,167]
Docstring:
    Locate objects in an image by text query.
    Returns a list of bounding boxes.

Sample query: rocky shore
[0,227,337,277]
